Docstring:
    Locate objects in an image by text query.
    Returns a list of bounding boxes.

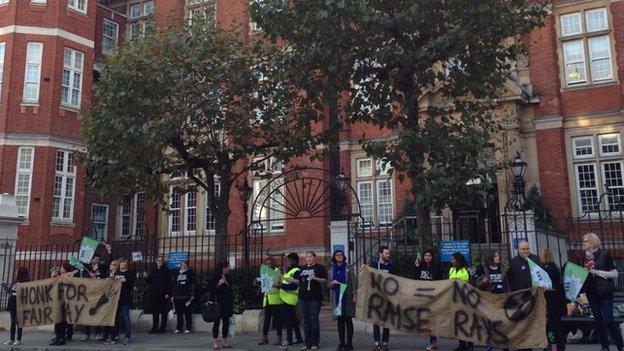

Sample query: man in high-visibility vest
[277,253,303,348]
[258,257,283,346]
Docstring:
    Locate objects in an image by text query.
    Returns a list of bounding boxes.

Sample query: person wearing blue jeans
[298,251,327,350]
[105,258,136,345]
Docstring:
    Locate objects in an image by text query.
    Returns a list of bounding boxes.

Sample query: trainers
[184,330,191,334]
[81,335,91,341]
[103,339,116,345]
[3,340,13,346]
[12,340,21,346]
[311,346,319,350]
[122,337,130,345]
[301,347,309,350]
[172,329,181,334]
[426,343,438,351]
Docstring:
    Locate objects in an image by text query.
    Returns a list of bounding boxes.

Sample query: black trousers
[151,296,169,330]
[174,299,192,331]
[8,303,22,341]
[337,316,353,347]
[282,304,303,344]
[54,322,68,341]
[546,311,565,351]
[212,314,230,339]
[262,305,282,336]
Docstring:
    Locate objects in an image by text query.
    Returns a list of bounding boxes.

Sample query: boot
[272,335,283,346]
[258,335,268,345]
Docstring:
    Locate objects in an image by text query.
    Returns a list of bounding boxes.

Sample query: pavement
[0,331,607,351]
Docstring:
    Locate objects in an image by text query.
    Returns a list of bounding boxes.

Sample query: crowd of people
[1,232,622,351]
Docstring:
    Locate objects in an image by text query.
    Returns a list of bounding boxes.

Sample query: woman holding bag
[328,249,356,351]
[209,261,233,350]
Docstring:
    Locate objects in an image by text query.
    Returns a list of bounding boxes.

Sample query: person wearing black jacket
[370,245,393,351]
[104,258,136,345]
[414,249,442,351]
[506,240,540,292]
[172,260,195,334]
[81,254,108,341]
[148,256,172,333]
[299,251,327,350]
[2,267,29,346]
[540,249,566,351]
[210,261,234,350]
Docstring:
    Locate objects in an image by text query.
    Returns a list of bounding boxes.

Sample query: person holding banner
[329,249,356,351]
[370,245,393,351]
[2,267,29,346]
[299,251,327,350]
[148,256,172,334]
[172,260,196,334]
[540,249,566,351]
[449,252,473,351]
[414,249,442,351]
[258,257,283,346]
[105,258,136,345]
[101,259,120,343]
[82,254,107,341]
[569,233,624,351]
[506,240,540,292]
[51,263,78,346]
[475,250,507,351]
[277,252,304,348]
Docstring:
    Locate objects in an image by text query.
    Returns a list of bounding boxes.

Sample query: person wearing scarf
[329,250,356,351]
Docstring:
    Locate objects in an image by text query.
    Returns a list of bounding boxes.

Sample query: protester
[506,240,540,291]
[540,249,566,351]
[82,253,108,341]
[329,249,356,351]
[278,252,304,348]
[448,252,473,351]
[101,259,120,343]
[147,256,172,334]
[50,263,78,346]
[414,249,442,351]
[172,260,195,334]
[105,257,136,345]
[475,249,506,351]
[210,261,234,350]
[370,245,393,351]
[2,267,30,346]
[298,251,327,350]
[566,233,623,351]
[259,257,283,346]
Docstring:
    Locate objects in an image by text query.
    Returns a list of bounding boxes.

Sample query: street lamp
[331,172,350,219]
[507,152,527,211]
[237,180,253,268]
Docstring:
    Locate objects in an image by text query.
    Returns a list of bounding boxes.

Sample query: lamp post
[507,152,527,211]
[331,172,350,219]
[237,180,253,268]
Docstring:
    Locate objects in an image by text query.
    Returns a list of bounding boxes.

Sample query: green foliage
[523,185,554,231]
[252,0,546,235]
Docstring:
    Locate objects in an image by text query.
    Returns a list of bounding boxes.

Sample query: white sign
[132,251,143,262]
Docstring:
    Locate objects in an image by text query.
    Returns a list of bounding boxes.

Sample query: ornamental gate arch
[246,167,362,265]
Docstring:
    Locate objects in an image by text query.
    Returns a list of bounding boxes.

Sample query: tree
[252,0,545,247]
[82,20,320,261]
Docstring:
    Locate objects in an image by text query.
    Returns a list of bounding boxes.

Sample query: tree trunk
[214,206,230,264]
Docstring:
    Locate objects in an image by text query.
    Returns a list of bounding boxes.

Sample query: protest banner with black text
[356,266,547,349]
[17,277,122,327]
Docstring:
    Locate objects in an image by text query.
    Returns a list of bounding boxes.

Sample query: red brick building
[1,0,622,263]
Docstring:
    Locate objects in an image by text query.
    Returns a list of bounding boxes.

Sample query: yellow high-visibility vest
[279,267,300,306]
[264,267,283,307]
[449,267,469,282]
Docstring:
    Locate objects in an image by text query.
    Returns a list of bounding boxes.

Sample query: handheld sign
[78,236,99,264]
[563,262,589,301]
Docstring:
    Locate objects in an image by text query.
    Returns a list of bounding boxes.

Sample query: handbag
[201,292,222,323]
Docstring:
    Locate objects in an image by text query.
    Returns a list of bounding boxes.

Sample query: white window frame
[205,183,221,234]
[30,0,47,3]
[184,191,197,235]
[91,203,109,240]
[572,136,595,159]
[14,147,34,218]
[52,150,76,221]
[375,179,394,225]
[562,40,587,85]
[67,0,87,14]
[560,12,582,37]
[143,0,154,15]
[357,158,373,177]
[601,161,624,211]
[0,0,9,4]
[585,8,608,33]
[599,133,622,157]
[169,188,182,236]
[61,48,83,108]
[0,42,5,100]
[574,163,600,214]
[588,36,613,82]
[23,42,42,103]
[102,19,119,54]
[129,3,142,18]
[355,157,394,226]
[118,200,132,238]
[132,192,146,237]
[357,181,374,225]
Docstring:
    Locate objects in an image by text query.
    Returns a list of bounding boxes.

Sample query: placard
[440,240,471,262]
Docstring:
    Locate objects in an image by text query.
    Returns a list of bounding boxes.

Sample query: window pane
[576,164,599,213]
[563,40,586,84]
[589,36,612,81]
[560,12,582,36]
[143,1,154,15]
[376,180,393,224]
[603,162,624,211]
[573,137,593,158]
[600,134,621,155]
[586,8,607,32]
[130,4,141,18]
[357,182,373,224]
[357,159,373,177]
[18,148,33,170]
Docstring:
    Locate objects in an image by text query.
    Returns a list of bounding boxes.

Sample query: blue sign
[167,251,189,270]
[332,244,345,253]
[440,240,471,262]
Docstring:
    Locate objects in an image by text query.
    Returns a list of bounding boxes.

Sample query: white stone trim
[534,116,564,130]
[0,133,86,151]
[0,25,94,48]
